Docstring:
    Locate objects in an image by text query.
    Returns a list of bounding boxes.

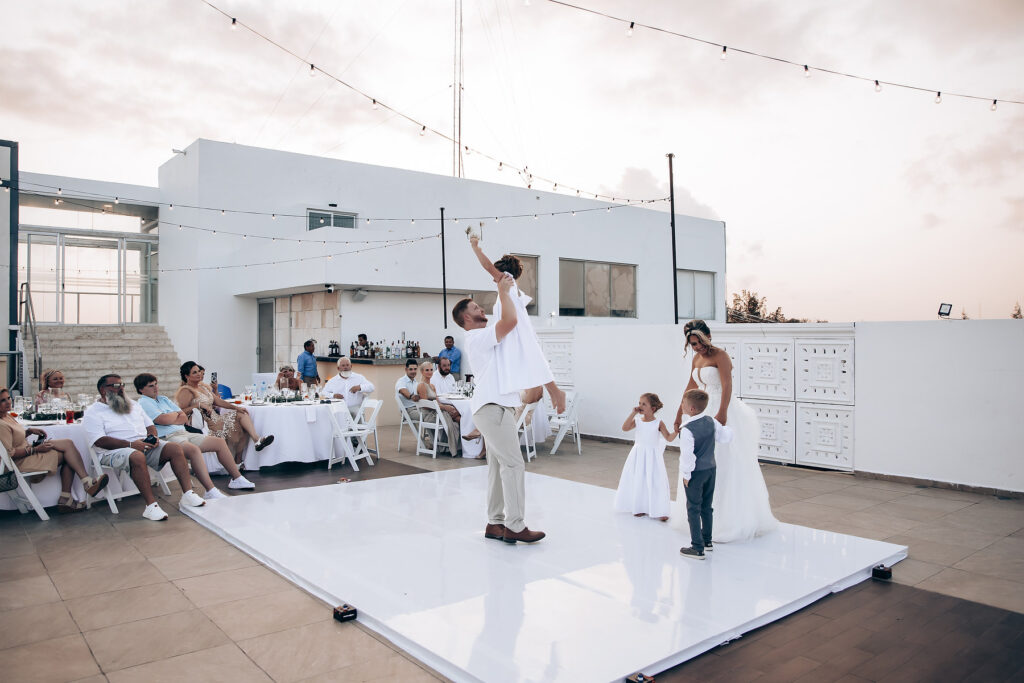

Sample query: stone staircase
[23,324,184,399]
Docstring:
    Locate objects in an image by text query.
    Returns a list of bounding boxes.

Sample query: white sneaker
[180,490,206,508]
[228,475,255,490]
[203,488,228,500]
[143,502,168,521]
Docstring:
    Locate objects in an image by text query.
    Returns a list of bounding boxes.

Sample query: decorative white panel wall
[741,341,794,400]
[537,330,575,390]
[796,339,854,404]
[796,403,854,470]
[744,399,796,464]
[718,341,741,397]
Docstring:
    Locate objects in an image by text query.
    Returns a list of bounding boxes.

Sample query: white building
[5,138,727,387]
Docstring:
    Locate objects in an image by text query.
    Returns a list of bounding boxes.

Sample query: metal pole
[667,153,679,324]
[440,207,448,329]
[4,141,19,386]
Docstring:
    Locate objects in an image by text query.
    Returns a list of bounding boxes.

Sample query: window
[676,269,716,320]
[559,259,636,318]
[477,254,538,316]
[307,209,356,231]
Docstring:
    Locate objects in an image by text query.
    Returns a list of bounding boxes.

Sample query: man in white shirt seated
[323,357,375,416]
[395,358,422,421]
[84,374,207,521]
[431,357,458,396]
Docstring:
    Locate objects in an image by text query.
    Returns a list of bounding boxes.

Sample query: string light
[626,21,634,37]
[498,162,503,171]
[309,63,316,77]
[991,99,998,111]
[231,17,237,29]
[372,99,378,110]
[169,203,174,210]
[721,46,727,60]
[935,91,942,104]
[57,188,62,195]
[533,214,538,220]
[419,125,426,136]
[220,209,225,215]
[803,64,811,78]
[114,197,119,204]
[874,80,882,92]
[271,213,276,219]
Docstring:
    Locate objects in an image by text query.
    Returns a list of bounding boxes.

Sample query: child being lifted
[470,234,566,415]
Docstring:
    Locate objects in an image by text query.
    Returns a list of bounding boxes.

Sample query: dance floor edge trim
[182,469,907,683]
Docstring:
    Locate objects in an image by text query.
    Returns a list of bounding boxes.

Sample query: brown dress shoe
[484,523,507,540]
[502,526,546,544]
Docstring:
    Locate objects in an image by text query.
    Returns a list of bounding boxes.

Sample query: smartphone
[211,371,218,385]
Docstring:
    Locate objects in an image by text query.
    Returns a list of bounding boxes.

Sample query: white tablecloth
[240,401,342,469]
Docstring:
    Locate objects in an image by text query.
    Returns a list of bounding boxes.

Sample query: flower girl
[613,393,679,520]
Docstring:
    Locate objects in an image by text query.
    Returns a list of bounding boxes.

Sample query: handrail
[18,282,42,391]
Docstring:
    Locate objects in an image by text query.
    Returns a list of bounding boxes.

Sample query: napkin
[306,406,318,423]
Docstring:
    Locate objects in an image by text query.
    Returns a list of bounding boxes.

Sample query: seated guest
[175,361,273,463]
[0,387,108,513]
[84,374,207,521]
[35,368,71,405]
[297,339,321,385]
[323,357,375,416]
[134,373,255,498]
[395,358,422,422]
[275,365,303,391]
[431,357,458,396]
[416,361,461,456]
[438,336,462,380]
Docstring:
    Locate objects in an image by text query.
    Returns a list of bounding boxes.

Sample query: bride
[669,320,778,542]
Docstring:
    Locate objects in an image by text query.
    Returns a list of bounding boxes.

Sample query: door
[257,301,274,372]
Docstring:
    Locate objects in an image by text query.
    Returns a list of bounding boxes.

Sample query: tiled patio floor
[1,427,1021,682]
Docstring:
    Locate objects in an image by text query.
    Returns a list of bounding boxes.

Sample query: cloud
[601,167,720,219]
[1003,196,1024,233]
[922,212,941,230]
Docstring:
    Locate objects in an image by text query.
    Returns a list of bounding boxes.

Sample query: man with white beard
[323,356,375,417]
[83,373,207,521]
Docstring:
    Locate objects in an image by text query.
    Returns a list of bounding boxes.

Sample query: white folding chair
[516,403,538,462]
[395,397,423,452]
[549,392,582,455]
[87,445,173,514]
[0,443,50,521]
[327,403,374,471]
[416,400,457,458]
[354,399,383,461]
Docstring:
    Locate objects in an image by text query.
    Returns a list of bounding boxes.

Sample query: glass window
[559,260,585,316]
[676,269,716,320]
[560,259,636,318]
[308,209,356,231]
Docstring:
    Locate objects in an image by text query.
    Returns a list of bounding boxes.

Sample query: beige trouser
[474,403,526,533]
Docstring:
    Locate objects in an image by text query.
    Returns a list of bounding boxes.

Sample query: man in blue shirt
[438,335,462,380]
[297,339,321,385]
[134,373,255,497]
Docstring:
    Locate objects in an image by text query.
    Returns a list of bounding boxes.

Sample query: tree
[727,289,817,323]
[1013,302,1023,319]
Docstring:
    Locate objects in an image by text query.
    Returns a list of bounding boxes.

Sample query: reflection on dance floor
[182,468,906,682]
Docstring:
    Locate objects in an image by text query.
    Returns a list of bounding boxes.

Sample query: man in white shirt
[83,373,207,521]
[452,274,545,545]
[430,357,458,396]
[323,357,375,416]
[394,359,422,421]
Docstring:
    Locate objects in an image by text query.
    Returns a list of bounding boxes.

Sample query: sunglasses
[103,382,125,389]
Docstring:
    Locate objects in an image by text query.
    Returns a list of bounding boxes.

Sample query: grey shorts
[164,431,207,448]
[97,441,168,472]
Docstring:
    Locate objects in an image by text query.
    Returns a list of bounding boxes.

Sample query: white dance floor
[182,468,906,682]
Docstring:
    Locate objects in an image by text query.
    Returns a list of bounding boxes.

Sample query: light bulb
[803,65,810,78]
[178,224,182,230]
[271,213,276,220]
[721,46,727,60]
[169,204,174,210]
[220,209,225,215]
[874,80,881,92]
[231,17,237,30]
[410,219,415,224]
[607,206,611,212]
[319,217,325,224]
[464,145,470,156]
[991,99,998,111]
[114,197,119,204]
[934,91,942,104]
[212,230,217,236]
[498,162,503,171]
[553,183,558,191]
[626,21,634,37]
[571,211,576,216]
[420,125,426,136]
[309,63,316,77]
[57,187,62,195]
[454,217,459,223]
[372,99,378,110]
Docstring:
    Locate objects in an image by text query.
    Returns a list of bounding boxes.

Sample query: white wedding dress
[669,366,778,542]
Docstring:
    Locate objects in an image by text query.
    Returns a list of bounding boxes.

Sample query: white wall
[855,321,1024,492]
[0,144,10,357]
[155,139,727,389]
[566,321,1024,492]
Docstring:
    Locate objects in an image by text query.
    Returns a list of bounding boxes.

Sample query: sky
[2,0,1022,321]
